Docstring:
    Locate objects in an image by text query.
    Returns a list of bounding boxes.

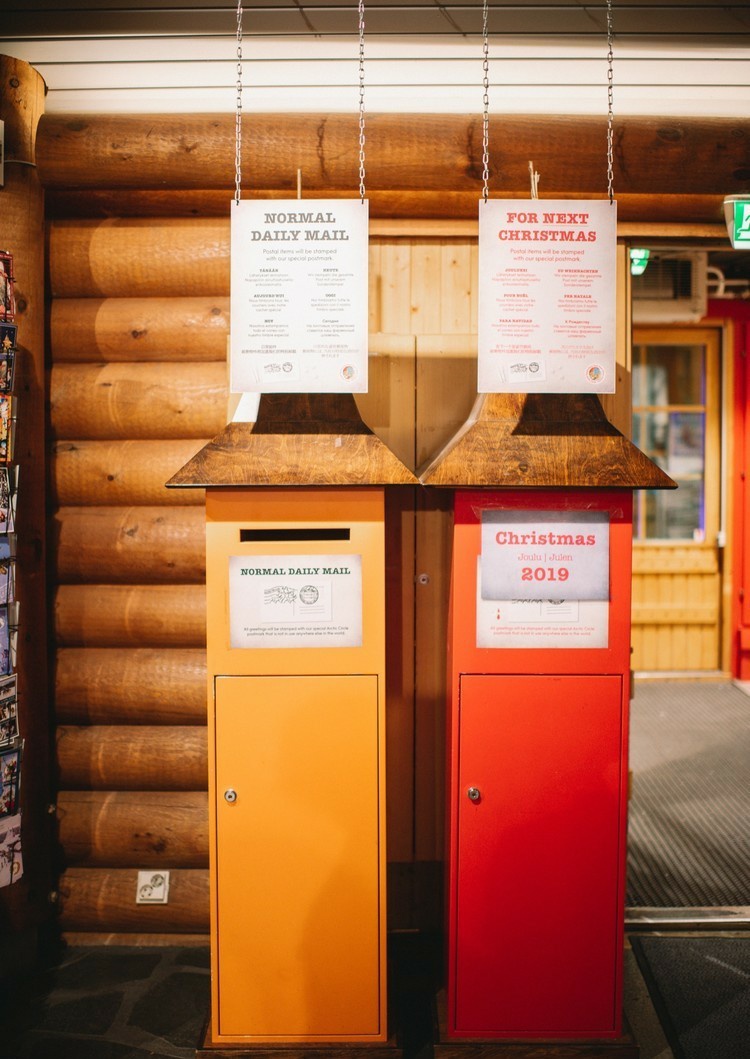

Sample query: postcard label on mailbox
[229,554,363,648]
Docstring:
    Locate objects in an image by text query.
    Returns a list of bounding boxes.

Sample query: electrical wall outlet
[136,870,170,904]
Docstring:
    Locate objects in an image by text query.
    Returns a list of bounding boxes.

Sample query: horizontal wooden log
[54,506,206,584]
[57,791,208,868]
[56,725,208,790]
[52,439,207,506]
[45,188,729,225]
[50,363,227,440]
[57,867,209,933]
[55,584,206,647]
[49,218,229,298]
[48,210,729,304]
[36,113,750,197]
[50,296,229,362]
[55,647,206,725]
[62,932,209,945]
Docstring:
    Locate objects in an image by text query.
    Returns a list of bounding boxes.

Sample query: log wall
[49,221,222,933]
[43,110,692,937]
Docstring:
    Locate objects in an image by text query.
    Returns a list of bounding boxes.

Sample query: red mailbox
[422,394,674,1048]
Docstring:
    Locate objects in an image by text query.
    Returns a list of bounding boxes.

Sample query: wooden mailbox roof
[420,392,677,489]
[167,394,418,488]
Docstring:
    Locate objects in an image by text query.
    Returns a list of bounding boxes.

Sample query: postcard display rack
[421,393,674,1055]
[0,250,22,888]
[169,393,415,1053]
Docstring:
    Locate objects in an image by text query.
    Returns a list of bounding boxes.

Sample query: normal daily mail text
[230,199,368,393]
[229,554,363,649]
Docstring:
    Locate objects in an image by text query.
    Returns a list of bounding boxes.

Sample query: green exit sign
[733,200,750,246]
[723,197,750,248]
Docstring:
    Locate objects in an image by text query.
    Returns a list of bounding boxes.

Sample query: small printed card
[0,324,17,394]
[0,675,18,748]
[0,743,21,818]
[0,812,22,887]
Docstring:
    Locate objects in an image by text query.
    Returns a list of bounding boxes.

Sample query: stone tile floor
[3,944,211,1058]
[2,934,671,1059]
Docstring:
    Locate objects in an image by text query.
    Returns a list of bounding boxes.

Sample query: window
[632,334,719,542]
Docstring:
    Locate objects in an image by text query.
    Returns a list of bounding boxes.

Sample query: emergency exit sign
[732,200,750,246]
[724,196,750,248]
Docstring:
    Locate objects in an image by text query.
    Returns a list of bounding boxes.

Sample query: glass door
[631,328,722,671]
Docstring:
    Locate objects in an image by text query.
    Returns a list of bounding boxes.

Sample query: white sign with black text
[230,198,369,393]
[229,554,363,648]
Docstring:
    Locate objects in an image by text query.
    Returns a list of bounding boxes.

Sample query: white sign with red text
[478,198,617,394]
[480,510,610,602]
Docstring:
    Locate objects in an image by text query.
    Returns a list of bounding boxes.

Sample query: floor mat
[627,681,750,908]
[630,935,750,1059]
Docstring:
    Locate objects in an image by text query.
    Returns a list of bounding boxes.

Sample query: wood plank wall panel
[631,545,720,671]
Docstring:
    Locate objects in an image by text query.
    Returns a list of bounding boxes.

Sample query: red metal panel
[449,491,633,678]
[452,673,625,1039]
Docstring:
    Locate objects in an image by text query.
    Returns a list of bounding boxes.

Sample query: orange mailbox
[422,394,674,1050]
[169,395,415,1052]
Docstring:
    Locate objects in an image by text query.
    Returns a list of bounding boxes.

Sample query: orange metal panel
[206,488,385,676]
[205,487,387,1045]
[213,674,385,1043]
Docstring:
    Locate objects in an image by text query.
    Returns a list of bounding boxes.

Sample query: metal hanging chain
[234,0,243,205]
[606,0,615,204]
[481,0,490,203]
[358,0,366,202]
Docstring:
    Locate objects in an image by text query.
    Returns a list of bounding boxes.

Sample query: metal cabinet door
[214,673,383,1041]
[454,673,624,1037]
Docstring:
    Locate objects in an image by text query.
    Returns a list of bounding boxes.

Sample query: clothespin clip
[528,161,540,199]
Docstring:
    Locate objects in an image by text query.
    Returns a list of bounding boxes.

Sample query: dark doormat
[630,935,750,1059]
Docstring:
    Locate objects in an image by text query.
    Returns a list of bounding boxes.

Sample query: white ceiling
[1,2,748,117]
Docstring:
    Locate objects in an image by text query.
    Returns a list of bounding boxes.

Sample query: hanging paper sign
[228,554,362,648]
[230,199,369,393]
[478,199,617,393]
[480,510,610,602]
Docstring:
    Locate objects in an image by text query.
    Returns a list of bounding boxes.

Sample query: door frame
[630,321,734,675]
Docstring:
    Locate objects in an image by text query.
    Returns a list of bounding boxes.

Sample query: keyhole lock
[467,787,481,803]
[224,789,238,804]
